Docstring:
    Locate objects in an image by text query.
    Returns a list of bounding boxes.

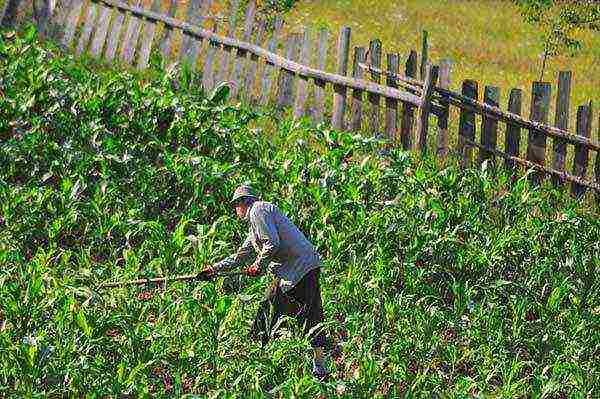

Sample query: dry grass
[281,0,599,134]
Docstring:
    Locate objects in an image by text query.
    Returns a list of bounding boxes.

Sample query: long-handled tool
[99,271,246,289]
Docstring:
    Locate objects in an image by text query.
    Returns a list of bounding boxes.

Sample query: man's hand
[245,264,261,277]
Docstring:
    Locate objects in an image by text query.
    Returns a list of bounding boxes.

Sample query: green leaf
[208,82,230,105]
[76,309,92,338]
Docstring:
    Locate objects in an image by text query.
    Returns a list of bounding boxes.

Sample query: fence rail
[3,0,599,198]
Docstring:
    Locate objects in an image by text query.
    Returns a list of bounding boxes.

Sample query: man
[203,184,329,379]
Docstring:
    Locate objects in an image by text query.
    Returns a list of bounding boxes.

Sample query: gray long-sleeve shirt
[213,201,321,292]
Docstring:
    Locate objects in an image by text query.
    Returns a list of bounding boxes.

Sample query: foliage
[1,28,600,397]
[513,0,600,79]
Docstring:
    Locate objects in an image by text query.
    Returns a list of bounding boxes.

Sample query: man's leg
[288,268,328,377]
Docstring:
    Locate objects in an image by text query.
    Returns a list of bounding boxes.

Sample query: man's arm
[250,207,280,273]
[213,233,255,272]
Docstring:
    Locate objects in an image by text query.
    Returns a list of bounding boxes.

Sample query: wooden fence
[3,0,599,198]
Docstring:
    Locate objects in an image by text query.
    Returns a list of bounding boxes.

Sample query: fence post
[202,22,220,93]
[75,1,97,55]
[258,16,284,106]
[349,46,366,131]
[436,59,452,160]
[551,71,572,186]
[384,53,400,142]
[243,18,267,103]
[400,51,418,150]
[158,0,178,60]
[1,0,22,28]
[215,0,241,86]
[526,82,552,186]
[179,0,203,64]
[595,114,600,203]
[420,30,428,80]
[312,28,329,124]
[457,80,479,168]
[416,63,439,154]
[367,39,382,135]
[293,28,313,120]
[34,0,53,37]
[188,0,214,67]
[571,103,593,197]
[120,0,144,64]
[276,33,300,108]
[89,2,113,58]
[479,86,500,165]
[504,88,523,171]
[103,1,126,61]
[137,0,163,70]
[231,0,257,100]
[61,0,83,49]
[331,26,351,131]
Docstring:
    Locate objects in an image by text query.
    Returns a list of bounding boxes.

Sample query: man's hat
[231,184,259,205]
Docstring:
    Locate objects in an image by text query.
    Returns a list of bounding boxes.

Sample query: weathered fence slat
[89,4,113,57]
[34,0,54,36]
[571,104,593,197]
[76,3,98,55]
[230,0,257,100]
[61,0,84,48]
[349,46,366,131]
[179,0,202,64]
[384,53,399,141]
[479,86,500,164]
[276,33,300,108]
[187,0,213,67]
[293,28,313,119]
[457,79,479,167]
[312,27,329,124]
[47,0,72,39]
[526,82,552,185]
[258,16,283,105]
[103,1,126,62]
[420,30,428,80]
[400,50,418,150]
[244,19,267,103]
[201,22,220,92]
[1,0,22,28]
[119,0,144,64]
[331,26,351,130]
[136,0,162,70]
[594,114,600,204]
[367,39,382,135]
[551,71,572,186]
[436,59,452,159]
[158,0,177,59]
[504,88,523,170]
[416,63,439,154]
[215,0,241,87]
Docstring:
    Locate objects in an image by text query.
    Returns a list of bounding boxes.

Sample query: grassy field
[282,0,599,118]
[2,29,600,397]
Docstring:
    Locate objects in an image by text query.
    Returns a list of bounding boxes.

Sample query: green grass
[282,0,599,131]
[1,28,600,397]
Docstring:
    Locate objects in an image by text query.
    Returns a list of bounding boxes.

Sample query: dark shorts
[251,268,326,348]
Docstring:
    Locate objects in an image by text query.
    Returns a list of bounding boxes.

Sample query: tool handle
[99,271,245,289]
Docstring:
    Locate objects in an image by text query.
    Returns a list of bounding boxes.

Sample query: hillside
[283,0,599,111]
[1,29,600,397]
